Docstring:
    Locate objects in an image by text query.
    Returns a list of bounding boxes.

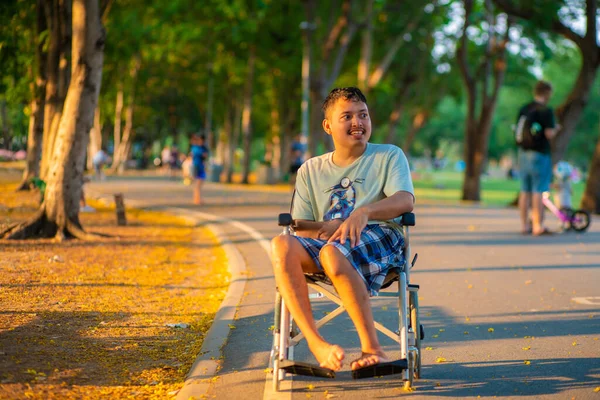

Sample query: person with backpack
[515,80,559,236]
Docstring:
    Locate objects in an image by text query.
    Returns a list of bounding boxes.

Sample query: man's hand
[317,219,343,240]
[328,208,369,248]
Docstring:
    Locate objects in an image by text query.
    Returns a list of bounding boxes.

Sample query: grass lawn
[412,170,585,207]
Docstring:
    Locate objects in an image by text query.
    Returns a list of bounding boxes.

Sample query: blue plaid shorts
[293,224,405,296]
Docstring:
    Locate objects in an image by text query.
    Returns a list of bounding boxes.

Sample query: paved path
[88,177,600,399]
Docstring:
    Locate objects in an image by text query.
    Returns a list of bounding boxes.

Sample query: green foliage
[0,0,599,176]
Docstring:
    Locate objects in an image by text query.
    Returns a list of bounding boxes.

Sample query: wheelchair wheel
[409,291,421,379]
[571,210,591,232]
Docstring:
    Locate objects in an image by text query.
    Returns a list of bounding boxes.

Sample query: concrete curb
[167,208,248,400]
[86,192,248,400]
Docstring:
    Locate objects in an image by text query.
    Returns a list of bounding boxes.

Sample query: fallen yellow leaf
[435,357,447,363]
[524,360,531,365]
[307,384,314,390]
[425,347,434,350]
[572,342,577,346]
[594,387,600,392]
[488,328,494,332]
[522,346,531,351]
[228,324,236,329]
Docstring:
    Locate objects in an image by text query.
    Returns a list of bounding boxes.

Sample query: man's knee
[319,245,349,279]
[271,235,297,267]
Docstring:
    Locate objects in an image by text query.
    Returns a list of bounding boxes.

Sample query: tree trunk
[86,106,101,170]
[357,0,373,90]
[553,56,600,162]
[457,0,508,201]
[113,84,123,161]
[40,0,71,181]
[110,56,140,174]
[226,98,242,183]
[0,101,9,150]
[241,45,256,184]
[581,127,600,214]
[204,66,214,151]
[2,0,105,240]
[403,111,429,155]
[306,0,358,157]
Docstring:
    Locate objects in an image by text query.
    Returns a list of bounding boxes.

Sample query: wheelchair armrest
[278,213,293,227]
[401,212,415,226]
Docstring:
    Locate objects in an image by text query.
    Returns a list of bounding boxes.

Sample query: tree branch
[457,0,476,95]
[326,22,358,88]
[585,0,598,48]
[322,0,351,61]
[368,2,435,89]
[492,0,585,48]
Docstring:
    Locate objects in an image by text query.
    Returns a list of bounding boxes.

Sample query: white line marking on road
[170,210,247,400]
[167,209,292,400]
[572,296,600,305]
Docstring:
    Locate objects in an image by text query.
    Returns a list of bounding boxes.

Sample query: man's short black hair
[322,87,368,118]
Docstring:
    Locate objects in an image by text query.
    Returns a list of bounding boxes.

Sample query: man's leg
[518,191,532,233]
[271,235,345,370]
[319,245,387,370]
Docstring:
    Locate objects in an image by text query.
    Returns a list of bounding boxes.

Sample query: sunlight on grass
[413,171,585,207]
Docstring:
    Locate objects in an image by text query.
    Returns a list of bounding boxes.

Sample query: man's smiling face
[323,98,371,150]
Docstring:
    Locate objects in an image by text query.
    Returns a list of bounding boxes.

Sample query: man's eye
[361,113,368,118]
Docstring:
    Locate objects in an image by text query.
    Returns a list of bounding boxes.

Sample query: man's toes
[332,345,345,361]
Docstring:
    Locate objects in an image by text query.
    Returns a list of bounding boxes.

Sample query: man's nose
[351,115,362,126]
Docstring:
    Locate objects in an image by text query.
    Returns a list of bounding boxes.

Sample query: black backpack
[514,103,546,151]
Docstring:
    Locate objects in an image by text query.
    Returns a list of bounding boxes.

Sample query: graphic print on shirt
[323,176,365,221]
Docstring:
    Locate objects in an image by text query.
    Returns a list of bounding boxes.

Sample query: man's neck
[332,144,367,167]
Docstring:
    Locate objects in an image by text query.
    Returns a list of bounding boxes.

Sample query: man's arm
[294,219,343,240]
[328,191,414,247]
[359,190,414,221]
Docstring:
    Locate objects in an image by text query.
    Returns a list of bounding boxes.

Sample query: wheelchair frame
[270,212,422,392]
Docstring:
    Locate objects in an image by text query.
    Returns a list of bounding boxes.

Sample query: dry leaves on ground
[0,181,229,399]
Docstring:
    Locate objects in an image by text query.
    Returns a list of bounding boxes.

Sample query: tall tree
[494,0,600,212]
[494,0,600,161]
[40,0,72,181]
[2,0,105,240]
[18,0,48,190]
[304,0,359,156]
[457,0,511,201]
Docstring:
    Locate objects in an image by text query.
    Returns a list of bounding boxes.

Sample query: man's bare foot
[309,342,345,371]
[350,351,389,370]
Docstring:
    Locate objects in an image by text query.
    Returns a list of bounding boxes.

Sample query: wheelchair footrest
[351,359,408,380]
[279,360,336,379]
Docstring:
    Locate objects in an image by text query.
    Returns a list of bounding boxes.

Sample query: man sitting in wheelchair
[271,87,415,374]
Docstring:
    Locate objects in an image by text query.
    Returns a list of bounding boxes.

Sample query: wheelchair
[270,212,423,392]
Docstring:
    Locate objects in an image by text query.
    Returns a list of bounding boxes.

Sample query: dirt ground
[0,174,229,399]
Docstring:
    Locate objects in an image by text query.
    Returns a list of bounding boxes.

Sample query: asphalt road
[87,176,600,400]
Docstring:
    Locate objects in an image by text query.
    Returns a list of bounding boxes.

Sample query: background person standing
[516,80,559,236]
[190,134,209,205]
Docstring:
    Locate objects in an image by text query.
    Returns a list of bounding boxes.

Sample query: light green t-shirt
[292,143,414,228]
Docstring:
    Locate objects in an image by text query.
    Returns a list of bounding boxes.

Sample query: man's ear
[322,118,331,135]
